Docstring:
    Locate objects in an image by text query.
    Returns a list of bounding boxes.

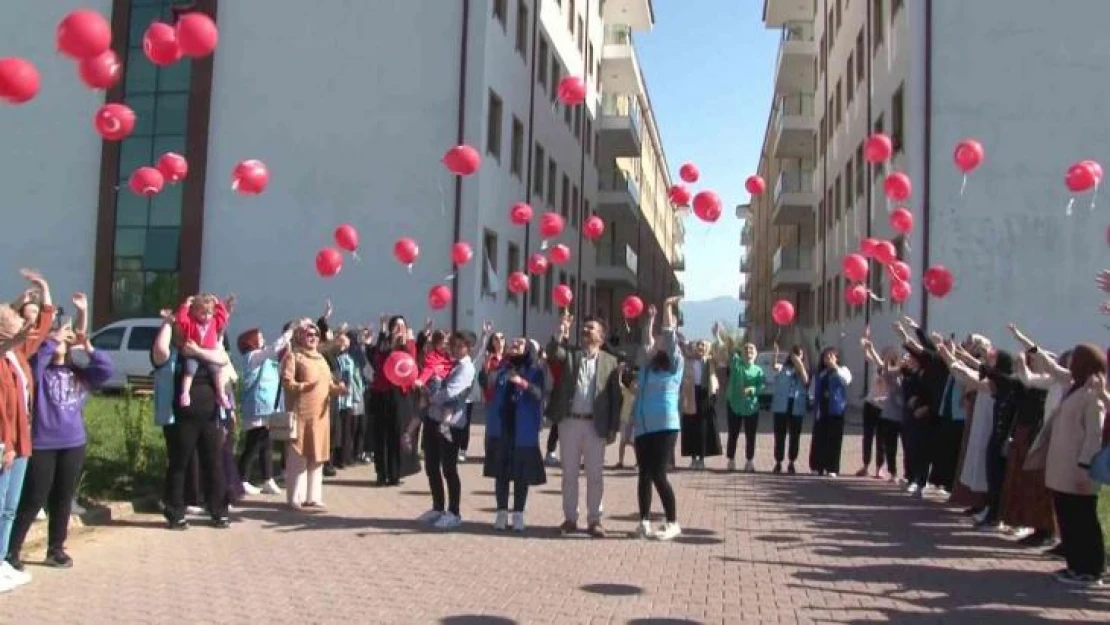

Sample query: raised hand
[1098,270,1110,293]
[901,315,919,329]
[19,268,44,286]
[225,293,237,314]
[159,308,174,323]
[72,292,88,311]
[323,299,333,318]
[482,320,494,335]
[647,304,657,318]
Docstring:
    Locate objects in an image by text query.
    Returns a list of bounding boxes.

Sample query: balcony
[599,94,642,157]
[738,311,748,327]
[771,169,818,226]
[771,245,814,291]
[601,0,654,31]
[673,247,685,271]
[738,281,750,300]
[601,25,643,95]
[740,223,753,246]
[740,255,751,274]
[770,94,817,159]
[774,22,817,94]
[596,242,639,288]
[735,202,752,219]
[598,169,640,222]
[763,0,816,28]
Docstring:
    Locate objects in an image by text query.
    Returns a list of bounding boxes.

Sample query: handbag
[266,381,298,441]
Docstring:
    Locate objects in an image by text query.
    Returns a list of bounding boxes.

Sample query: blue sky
[635,0,779,302]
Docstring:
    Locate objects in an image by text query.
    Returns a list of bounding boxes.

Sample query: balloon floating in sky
[0,57,40,104]
[231,159,269,195]
[128,167,165,196]
[143,22,181,66]
[94,103,136,141]
[57,10,112,60]
[156,152,188,184]
[175,12,219,58]
[77,50,121,90]
[556,76,586,106]
[443,145,481,176]
[678,163,699,184]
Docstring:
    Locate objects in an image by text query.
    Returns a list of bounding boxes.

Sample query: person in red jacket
[367,315,418,486]
[174,294,233,409]
[403,331,452,449]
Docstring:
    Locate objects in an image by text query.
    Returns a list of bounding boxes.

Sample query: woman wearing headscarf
[367,315,419,486]
[679,340,720,470]
[808,347,853,477]
[769,344,809,474]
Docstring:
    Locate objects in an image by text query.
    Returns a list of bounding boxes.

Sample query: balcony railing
[604,24,633,45]
[600,169,641,200]
[740,256,751,273]
[772,245,814,273]
[601,94,642,137]
[774,169,816,199]
[778,93,815,117]
[673,247,685,270]
[598,241,639,275]
[740,223,753,246]
[782,21,815,43]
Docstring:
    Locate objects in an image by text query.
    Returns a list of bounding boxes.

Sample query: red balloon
[428,285,452,311]
[890,280,911,304]
[540,212,565,239]
[553,284,573,308]
[1081,159,1104,184]
[745,175,766,196]
[0,58,40,104]
[509,202,533,225]
[156,152,188,183]
[231,159,269,195]
[621,295,644,319]
[874,240,897,265]
[451,241,473,266]
[556,75,586,106]
[93,103,136,141]
[77,50,121,90]
[175,12,219,58]
[315,248,343,278]
[884,171,912,201]
[923,265,954,298]
[771,300,796,326]
[143,22,181,66]
[128,167,164,196]
[527,253,549,275]
[842,254,869,283]
[692,190,722,223]
[57,10,112,60]
[443,145,481,176]
[668,184,692,207]
[887,260,911,282]
[845,284,868,307]
[865,133,893,163]
[383,350,418,387]
[1066,162,1098,193]
[889,207,914,235]
[859,237,880,258]
[393,237,419,266]
[507,271,530,294]
[953,139,984,173]
[679,163,699,184]
[583,215,605,241]
[549,244,571,265]
[334,224,359,252]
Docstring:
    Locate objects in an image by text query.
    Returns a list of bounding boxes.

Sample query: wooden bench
[125,374,155,397]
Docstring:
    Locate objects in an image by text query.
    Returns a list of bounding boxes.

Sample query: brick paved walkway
[1,422,1108,624]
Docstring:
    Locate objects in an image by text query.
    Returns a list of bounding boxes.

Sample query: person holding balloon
[807,347,853,478]
[367,316,419,487]
[769,344,810,475]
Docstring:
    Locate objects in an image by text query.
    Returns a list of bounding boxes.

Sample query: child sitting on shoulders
[175,293,234,409]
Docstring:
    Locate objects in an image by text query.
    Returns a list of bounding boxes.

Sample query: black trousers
[164,415,227,521]
[423,422,461,515]
[352,412,367,460]
[773,413,802,463]
[362,390,377,456]
[877,419,902,477]
[726,410,759,461]
[546,422,559,454]
[458,403,473,453]
[903,415,937,487]
[237,426,272,482]
[494,475,529,512]
[337,409,357,466]
[1053,490,1106,577]
[932,419,965,490]
[809,415,845,474]
[635,431,678,522]
[372,392,402,483]
[983,433,1008,521]
[8,446,86,557]
[862,402,885,470]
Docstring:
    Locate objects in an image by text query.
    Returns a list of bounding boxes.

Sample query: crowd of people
[0,267,1107,594]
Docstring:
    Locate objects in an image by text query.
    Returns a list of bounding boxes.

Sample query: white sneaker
[261,479,284,495]
[544,453,559,466]
[241,481,262,496]
[0,574,15,593]
[35,509,46,521]
[493,510,508,531]
[433,512,462,530]
[656,522,682,541]
[635,520,657,539]
[457,450,467,463]
[416,509,443,524]
[185,506,205,516]
[727,460,736,472]
[744,460,755,473]
[0,562,31,587]
[827,472,838,478]
[511,512,525,532]
[906,483,919,495]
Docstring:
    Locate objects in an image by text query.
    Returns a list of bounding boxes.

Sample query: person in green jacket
[726,343,765,472]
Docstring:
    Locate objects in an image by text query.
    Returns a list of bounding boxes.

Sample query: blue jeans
[0,456,29,558]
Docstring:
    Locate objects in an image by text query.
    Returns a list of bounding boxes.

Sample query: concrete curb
[23,496,160,551]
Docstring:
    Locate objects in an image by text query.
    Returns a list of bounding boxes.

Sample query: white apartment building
[0,0,681,343]
[747,0,1110,388]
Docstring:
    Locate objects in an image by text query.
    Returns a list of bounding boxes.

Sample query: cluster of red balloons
[315,224,361,279]
[503,198,594,307]
[667,160,763,224]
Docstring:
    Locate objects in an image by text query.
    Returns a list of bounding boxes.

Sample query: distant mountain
[678,296,743,339]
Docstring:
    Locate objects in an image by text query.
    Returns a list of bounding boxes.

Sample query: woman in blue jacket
[770,345,810,474]
[808,347,854,476]
[484,338,547,533]
[631,296,684,541]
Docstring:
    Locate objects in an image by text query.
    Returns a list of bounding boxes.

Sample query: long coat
[280,348,338,464]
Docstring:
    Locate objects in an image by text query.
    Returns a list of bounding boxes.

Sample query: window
[893,0,904,20]
[845,160,854,205]
[545,270,555,312]
[892,84,905,153]
[91,327,125,351]
[550,60,562,103]
[571,185,580,227]
[856,29,865,80]
[537,37,549,90]
[834,175,842,222]
[855,142,865,196]
[564,96,572,127]
[486,90,503,160]
[561,174,570,218]
[493,0,507,28]
[573,106,582,141]
[872,0,884,52]
[507,243,521,304]
[510,116,524,177]
[584,117,592,155]
[577,17,585,52]
[127,326,158,350]
[825,189,834,234]
[568,0,576,34]
[819,33,826,71]
[515,0,528,59]
[835,0,842,34]
[872,114,884,178]
[533,143,546,194]
[482,230,498,297]
[818,198,825,235]
[818,283,825,326]
[834,275,842,322]
[547,158,557,205]
[583,199,591,233]
[835,80,842,128]
[819,116,827,154]
[846,53,854,105]
[587,43,594,76]
[530,267,542,308]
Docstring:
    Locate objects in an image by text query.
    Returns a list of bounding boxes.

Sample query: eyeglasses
[305,331,319,338]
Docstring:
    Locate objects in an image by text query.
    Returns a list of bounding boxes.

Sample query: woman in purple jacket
[5,293,112,571]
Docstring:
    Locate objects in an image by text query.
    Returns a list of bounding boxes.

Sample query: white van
[88,317,164,390]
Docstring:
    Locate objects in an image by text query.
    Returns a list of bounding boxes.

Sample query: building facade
[748,0,1110,389]
[0,0,681,343]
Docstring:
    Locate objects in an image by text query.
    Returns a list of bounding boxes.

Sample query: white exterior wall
[0,0,112,307]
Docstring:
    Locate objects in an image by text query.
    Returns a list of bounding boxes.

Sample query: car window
[127,326,158,351]
[91,327,125,351]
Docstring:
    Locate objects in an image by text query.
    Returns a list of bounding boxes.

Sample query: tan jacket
[281,348,342,464]
[1027,386,1105,495]
[680,356,719,415]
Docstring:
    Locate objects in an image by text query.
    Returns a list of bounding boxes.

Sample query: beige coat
[680,356,719,415]
[280,348,340,464]
[1027,386,1106,495]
